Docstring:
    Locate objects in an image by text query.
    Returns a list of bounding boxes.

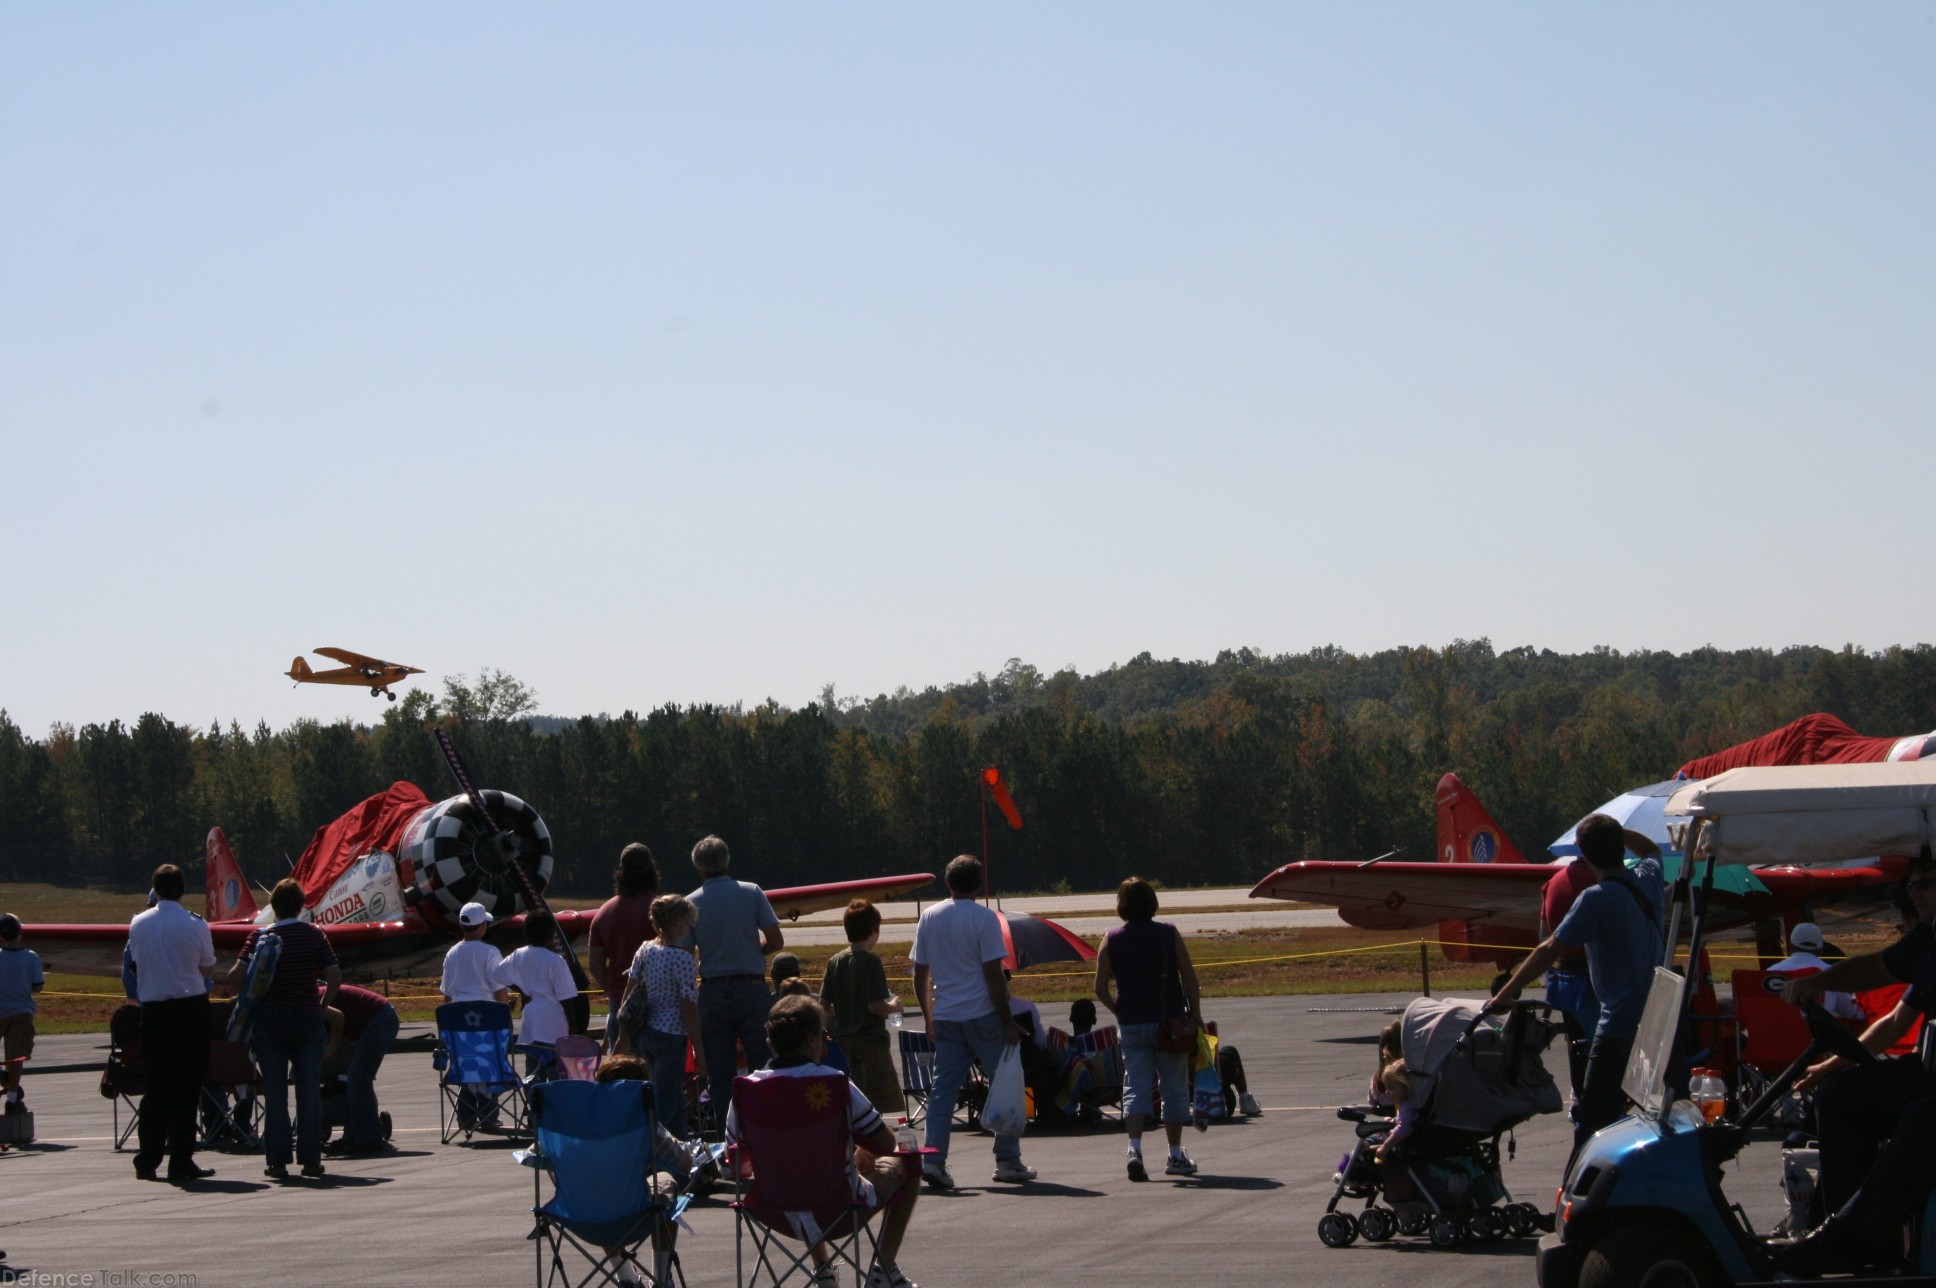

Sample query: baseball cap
[458,902,493,929]
[1789,922,1825,953]
[771,952,802,982]
[0,913,20,939]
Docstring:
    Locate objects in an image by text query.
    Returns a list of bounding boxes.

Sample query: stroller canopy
[1401,998,1563,1136]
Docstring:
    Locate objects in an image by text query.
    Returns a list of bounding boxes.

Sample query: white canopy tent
[1663,761,1936,867]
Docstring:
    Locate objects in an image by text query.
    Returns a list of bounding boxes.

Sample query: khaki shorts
[861,1152,915,1213]
[0,1012,34,1063]
[842,1035,905,1114]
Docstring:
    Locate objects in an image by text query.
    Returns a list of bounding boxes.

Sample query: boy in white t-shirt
[440,903,510,1004]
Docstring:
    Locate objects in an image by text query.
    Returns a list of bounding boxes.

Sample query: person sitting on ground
[1772,922,1860,1019]
[0,914,44,1125]
[726,996,921,1288]
[819,898,906,1115]
[492,910,580,1056]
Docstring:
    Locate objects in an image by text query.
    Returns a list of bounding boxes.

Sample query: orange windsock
[982,766,1024,830]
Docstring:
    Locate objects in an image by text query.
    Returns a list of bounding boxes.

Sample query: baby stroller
[1318,997,1564,1250]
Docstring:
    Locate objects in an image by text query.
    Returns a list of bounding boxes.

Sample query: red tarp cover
[1677,713,1936,781]
[289,781,432,907]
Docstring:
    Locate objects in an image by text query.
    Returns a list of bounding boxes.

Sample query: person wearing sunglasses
[1776,857,1936,1275]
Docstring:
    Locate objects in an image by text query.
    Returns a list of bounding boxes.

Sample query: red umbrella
[995,910,1097,971]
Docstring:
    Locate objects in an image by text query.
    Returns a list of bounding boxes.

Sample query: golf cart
[1537,761,1936,1288]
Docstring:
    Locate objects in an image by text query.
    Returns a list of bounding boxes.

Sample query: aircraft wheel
[1578,1226,1722,1288]
[1428,1216,1462,1249]
[1317,1212,1360,1248]
[386,691,397,702]
[1358,1208,1396,1242]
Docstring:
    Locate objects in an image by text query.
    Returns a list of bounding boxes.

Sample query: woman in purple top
[1094,875,1204,1182]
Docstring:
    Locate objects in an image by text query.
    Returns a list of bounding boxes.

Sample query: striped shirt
[242,920,338,1009]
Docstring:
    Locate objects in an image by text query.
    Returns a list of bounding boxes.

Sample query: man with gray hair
[685,835,784,1130]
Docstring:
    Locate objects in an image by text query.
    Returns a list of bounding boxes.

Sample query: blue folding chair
[526,1079,691,1288]
[435,1002,530,1143]
[895,1028,982,1131]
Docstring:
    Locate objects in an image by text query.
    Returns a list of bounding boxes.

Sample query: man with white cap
[440,903,509,1005]
[1773,922,1859,1018]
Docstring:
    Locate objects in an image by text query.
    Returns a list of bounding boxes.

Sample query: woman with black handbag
[1094,875,1204,1181]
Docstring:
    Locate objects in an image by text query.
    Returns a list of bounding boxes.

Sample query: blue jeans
[642,1027,692,1139]
[925,1011,1021,1166]
[253,1001,326,1167]
[699,977,771,1130]
[344,1004,399,1147]
[1119,1022,1191,1122]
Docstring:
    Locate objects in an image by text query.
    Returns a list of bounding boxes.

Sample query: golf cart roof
[1664,761,1936,867]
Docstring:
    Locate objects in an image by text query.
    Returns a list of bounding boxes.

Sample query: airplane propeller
[433,727,594,1034]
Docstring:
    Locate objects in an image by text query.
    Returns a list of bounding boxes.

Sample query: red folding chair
[730,1074,910,1288]
[1733,968,1821,1123]
[1855,983,1925,1056]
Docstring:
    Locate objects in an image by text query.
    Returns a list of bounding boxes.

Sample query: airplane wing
[765,873,935,922]
[1249,861,1555,933]
[316,646,398,670]
[1250,855,1909,938]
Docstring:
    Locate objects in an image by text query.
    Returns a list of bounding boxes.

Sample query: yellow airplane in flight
[287,647,424,701]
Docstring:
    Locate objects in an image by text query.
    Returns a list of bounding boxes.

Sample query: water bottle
[895,1116,918,1154]
[889,1010,904,1030]
[1689,1069,1727,1124]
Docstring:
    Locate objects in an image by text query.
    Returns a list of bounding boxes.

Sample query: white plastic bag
[982,1045,1029,1136]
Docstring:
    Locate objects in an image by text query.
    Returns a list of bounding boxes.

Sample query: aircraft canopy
[1664,761,1936,867]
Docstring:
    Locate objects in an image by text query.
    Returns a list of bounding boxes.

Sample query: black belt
[704,973,765,984]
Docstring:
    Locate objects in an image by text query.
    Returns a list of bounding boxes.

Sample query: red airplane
[1248,713,1931,968]
[26,780,934,981]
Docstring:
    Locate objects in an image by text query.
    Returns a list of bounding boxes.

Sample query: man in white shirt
[1772,922,1860,1019]
[909,854,1031,1189]
[125,864,217,1183]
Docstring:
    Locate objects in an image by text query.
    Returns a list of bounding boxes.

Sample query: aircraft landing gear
[386,691,397,702]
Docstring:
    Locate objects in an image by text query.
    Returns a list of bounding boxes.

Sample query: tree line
[4,642,1935,898]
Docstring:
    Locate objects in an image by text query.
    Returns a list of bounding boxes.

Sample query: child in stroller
[1318,996,1564,1250]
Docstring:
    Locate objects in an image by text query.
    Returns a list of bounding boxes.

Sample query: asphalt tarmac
[0,992,1789,1288]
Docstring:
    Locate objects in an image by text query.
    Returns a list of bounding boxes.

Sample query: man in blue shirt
[684,835,783,1130]
[0,914,45,1120]
[1488,814,1663,1152]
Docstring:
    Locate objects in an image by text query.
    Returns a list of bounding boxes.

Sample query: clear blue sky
[4,4,1932,736]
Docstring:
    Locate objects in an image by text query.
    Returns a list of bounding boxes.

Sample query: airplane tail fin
[1433,773,1533,964]
[205,827,259,923]
[287,656,312,681]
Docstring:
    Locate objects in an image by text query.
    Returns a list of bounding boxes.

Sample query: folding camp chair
[555,1035,602,1082]
[1855,982,1926,1056]
[1072,1025,1125,1119]
[1733,969,1826,1124]
[895,1029,981,1131]
[105,1004,146,1151]
[525,1079,691,1288]
[731,1073,906,1288]
[200,1002,264,1151]
[436,1001,530,1143]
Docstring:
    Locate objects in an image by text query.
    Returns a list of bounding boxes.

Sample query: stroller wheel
[1467,1211,1505,1242]
[1505,1204,1539,1238]
[1397,1212,1428,1237]
[1358,1208,1396,1242]
[1317,1212,1360,1248]
[1428,1216,1463,1249]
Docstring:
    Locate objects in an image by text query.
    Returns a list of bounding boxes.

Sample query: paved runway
[0,992,1788,1288]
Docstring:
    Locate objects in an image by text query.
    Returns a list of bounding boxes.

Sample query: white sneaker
[1165,1151,1198,1176]
[921,1160,955,1190]
[1239,1092,1262,1117]
[991,1159,1037,1183]
[867,1267,920,1288]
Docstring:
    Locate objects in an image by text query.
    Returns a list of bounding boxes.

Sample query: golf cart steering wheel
[1801,999,1875,1067]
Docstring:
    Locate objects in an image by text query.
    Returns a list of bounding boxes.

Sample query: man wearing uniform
[125,864,217,1183]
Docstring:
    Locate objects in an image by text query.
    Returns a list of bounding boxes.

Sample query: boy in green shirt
[819,899,906,1112]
